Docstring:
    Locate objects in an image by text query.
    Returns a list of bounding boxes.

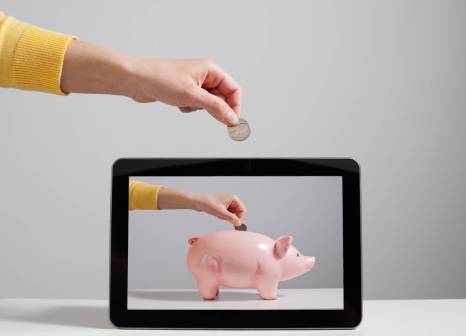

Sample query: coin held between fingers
[227,118,250,141]
[235,223,248,231]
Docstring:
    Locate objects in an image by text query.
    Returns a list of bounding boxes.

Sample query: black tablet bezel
[109,158,361,329]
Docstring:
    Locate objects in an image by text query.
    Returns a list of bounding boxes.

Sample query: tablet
[110,158,361,329]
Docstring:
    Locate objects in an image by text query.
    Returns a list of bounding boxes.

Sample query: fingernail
[226,112,239,125]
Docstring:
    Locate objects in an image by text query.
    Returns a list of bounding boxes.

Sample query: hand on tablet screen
[129,180,246,227]
[189,193,246,227]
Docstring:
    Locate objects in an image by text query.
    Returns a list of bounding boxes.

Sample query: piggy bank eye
[296,253,300,257]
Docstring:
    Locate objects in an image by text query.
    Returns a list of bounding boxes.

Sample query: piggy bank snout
[305,256,316,271]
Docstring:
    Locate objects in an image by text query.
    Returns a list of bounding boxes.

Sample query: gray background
[128,176,343,289]
[0,0,465,300]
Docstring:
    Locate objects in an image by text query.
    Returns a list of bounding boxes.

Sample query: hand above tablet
[1,12,242,127]
[61,41,242,127]
[0,11,242,126]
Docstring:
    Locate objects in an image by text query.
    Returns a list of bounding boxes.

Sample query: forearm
[60,40,137,96]
[0,12,133,96]
[157,187,199,211]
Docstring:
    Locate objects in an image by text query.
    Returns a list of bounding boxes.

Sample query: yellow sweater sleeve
[0,11,76,95]
[129,180,164,210]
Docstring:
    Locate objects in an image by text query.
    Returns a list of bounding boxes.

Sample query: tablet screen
[126,175,344,310]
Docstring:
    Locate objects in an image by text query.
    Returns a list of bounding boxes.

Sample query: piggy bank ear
[274,235,293,258]
[188,237,199,245]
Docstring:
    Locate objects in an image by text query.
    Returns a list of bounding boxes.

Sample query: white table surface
[128,288,344,310]
[1,298,465,335]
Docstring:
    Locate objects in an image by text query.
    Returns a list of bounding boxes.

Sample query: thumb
[192,87,239,126]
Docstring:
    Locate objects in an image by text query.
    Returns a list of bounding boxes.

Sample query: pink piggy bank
[187,231,316,300]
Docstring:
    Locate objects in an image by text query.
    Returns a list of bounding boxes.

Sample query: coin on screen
[235,223,248,231]
[227,118,250,141]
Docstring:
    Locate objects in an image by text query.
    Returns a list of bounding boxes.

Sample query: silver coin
[235,223,248,231]
[228,118,250,141]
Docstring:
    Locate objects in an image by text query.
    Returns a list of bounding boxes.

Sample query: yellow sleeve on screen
[129,180,164,210]
[0,10,76,95]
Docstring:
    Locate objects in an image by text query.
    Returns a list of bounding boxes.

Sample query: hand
[128,58,242,126]
[192,193,247,227]
[61,41,242,126]
[157,187,247,227]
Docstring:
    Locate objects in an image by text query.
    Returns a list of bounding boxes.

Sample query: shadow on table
[129,290,281,301]
[2,292,283,329]
[2,305,113,329]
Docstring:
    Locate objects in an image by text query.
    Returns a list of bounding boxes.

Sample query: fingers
[201,62,242,118]
[227,196,247,221]
[217,194,247,227]
[217,77,242,117]
[196,193,246,227]
[208,88,226,102]
[191,86,239,126]
[216,207,242,227]
[175,59,241,126]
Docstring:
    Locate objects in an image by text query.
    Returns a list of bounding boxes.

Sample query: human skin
[60,40,241,126]
[157,187,247,227]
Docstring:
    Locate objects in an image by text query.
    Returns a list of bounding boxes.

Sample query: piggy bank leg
[196,278,219,300]
[193,255,221,300]
[256,279,278,300]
